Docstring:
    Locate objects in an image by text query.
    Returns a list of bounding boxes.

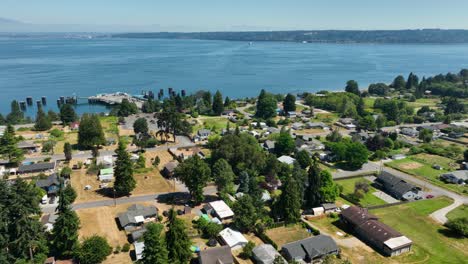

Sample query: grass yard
[447,205,468,221]
[265,224,311,247]
[363,97,376,111]
[407,98,440,108]
[336,177,387,207]
[132,168,174,195]
[369,197,467,264]
[386,153,467,195]
[312,112,340,125]
[192,116,230,134]
[53,132,78,154]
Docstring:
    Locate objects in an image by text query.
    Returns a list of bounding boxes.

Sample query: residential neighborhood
[0,70,467,264]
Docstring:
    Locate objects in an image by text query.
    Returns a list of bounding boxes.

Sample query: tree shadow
[157,192,190,205]
[437,227,466,239]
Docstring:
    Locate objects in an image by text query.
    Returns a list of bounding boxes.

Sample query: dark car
[426,194,434,199]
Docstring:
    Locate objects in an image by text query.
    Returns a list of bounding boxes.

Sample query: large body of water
[1,37,468,116]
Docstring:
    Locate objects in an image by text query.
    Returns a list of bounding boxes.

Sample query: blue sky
[2,0,468,31]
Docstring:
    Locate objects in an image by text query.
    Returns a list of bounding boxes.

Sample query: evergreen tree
[356,97,366,117]
[212,158,235,196]
[6,100,24,124]
[305,158,322,207]
[113,141,136,196]
[77,114,105,149]
[51,206,80,258]
[345,80,360,95]
[406,72,419,89]
[375,115,386,129]
[391,75,406,90]
[0,124,24,166]
[34,106,52,131]
[292,162,307,201]
[232,195,259,232]
[166,209,192,264]
[2,179,48,263]
[318,170,339,202]
[63,142,72,161]
[283,93,296,113]
[238,171,250,193]
[255,89,277,119]
[174,155,210,204]
[212,90,224,115]
[295,150,312,169]
[274,127,295,156]
[141,223,169,264]
[47,110,60,121]
[277,174,301,223]
[59,104,77,125]
[224,96,231,107]
[0,113,6,125]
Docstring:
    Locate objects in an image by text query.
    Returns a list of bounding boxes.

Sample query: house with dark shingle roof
[375,171,422,200]
[198,245,234,264]
[35,173,64,196]
[161,160,179,178]
[117,204,158,230]
[340,206,412,256]
[18,162,56,174]
[281,235,339,262]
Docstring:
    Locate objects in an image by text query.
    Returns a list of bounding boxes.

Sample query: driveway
[332,162,380,179]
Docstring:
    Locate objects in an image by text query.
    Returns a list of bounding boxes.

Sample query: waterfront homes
[198,246,234,264]
[440,170,468,184]
[375,172,422,201]
[340,206,412,256]
[281,235,339,262]
[117,204,158,230]
[219,228,248,249]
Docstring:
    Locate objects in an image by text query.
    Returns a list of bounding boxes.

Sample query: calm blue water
[1,37,468,116]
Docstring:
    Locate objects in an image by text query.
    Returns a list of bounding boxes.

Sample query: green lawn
[386,153,467,195]
[407,98,440,108]
[447,205,468,221]
[192,117,230,134]
[363,97,376,110]
[369,197,467,264]
[312,112,340,125]
[99,116,119,136]
[336,177,387,207]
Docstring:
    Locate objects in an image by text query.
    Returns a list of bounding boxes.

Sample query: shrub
[121,243,130,252]
[49,128,64,138]
[240,241,255,259]
[446,217,468,237]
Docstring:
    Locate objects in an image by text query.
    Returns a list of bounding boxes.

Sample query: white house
[278,155,296,165]
[96,155,114,168]
[134,241,145,260]
[208,200,235,220]
[219,228,248,250]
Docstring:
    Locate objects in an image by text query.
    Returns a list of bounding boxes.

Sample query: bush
[49,128,64,138]
[446,217,468,237]
[121,243,130,252]
[113,246,121,254]
[240,241,255,259]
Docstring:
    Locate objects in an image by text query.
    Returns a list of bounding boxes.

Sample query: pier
[88,92,145,108]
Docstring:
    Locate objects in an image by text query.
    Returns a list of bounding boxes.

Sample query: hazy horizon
[2,0,468,32]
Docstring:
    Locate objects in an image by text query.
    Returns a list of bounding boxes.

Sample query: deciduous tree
[77,114,105,149]
[174,155,210,204]
[212,158,235,196]
[76,235,112,264]
[345,80,360,95]
[133,117,149,134]
[63,142,72,161]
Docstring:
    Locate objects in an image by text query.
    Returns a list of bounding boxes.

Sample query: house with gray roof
[198,245,234,264]
[281,235,339,262]
[117,204,158,230]
[375,171,422,200]
[253,244,284,264]
[194,129,212,142]
[35,173,65,196]
[18,162,56,174]
[263,140,275,152]
[440,170,468,184]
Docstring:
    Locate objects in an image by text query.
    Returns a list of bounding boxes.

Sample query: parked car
[426,194,434,199]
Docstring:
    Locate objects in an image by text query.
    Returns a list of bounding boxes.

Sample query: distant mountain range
[113,29,468,44]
